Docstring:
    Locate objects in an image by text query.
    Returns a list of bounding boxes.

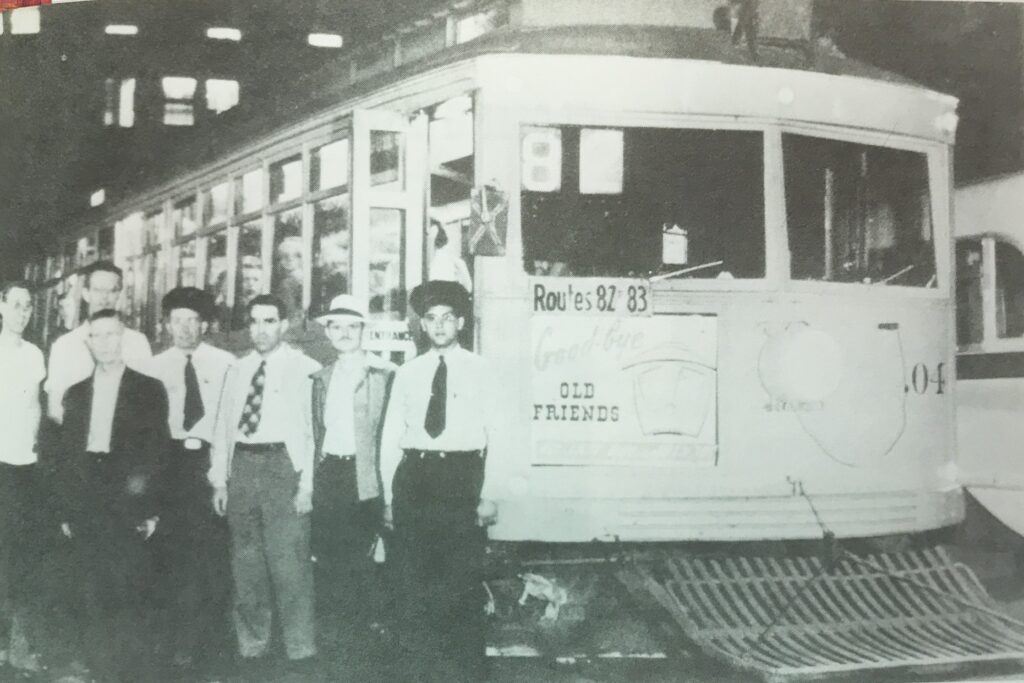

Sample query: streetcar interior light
[90,189,106,207]
[308,33,343,48]
[10,7,40,35]
[105,24,139,36]
[206,27,242,42]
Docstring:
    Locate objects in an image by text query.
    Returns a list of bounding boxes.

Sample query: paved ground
[5,495,1024,682]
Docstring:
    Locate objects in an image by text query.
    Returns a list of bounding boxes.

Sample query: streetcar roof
[104,24,943,214]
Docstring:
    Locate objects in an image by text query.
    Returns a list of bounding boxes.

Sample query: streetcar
[20,0,962,546]
[954,172,1024,536]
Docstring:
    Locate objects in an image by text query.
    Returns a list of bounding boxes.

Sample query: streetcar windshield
[520,125,765,279]
[784,134,936,287]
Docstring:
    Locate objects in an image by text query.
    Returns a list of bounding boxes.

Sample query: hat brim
[316,312,365,325]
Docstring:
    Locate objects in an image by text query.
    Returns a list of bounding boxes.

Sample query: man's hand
[137,517,158,540]
[477,499,498,527]
[294,488,313,515]
[60,522,72,539]
[212,487,228,517]
[382,504,394,531]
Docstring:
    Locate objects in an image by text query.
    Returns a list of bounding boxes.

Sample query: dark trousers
[312,456,383,646]
[74,454,156,683]
[0,462,41,664]
[156,443,231,667]
[392,451,487,683]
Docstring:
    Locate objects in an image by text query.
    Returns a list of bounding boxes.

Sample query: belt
[173,438,207,452]
[402,449,482,460]
[235,442,286,453]
[324,453,356,462]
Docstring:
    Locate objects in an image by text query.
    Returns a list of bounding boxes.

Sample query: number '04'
[910,362,946,395]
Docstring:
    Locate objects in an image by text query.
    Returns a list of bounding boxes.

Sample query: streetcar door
[351,109,427,324]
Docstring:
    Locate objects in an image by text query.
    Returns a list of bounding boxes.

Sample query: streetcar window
[368,208,405,319]
[428,95,474,293]
[783,135,935,287]
[270,156,302,205]
[313,195,351,308]
[233,222,263,330]
[956,239,984,347]
[178,239,197,288]
[234,168,264,216]
[311,139,349,193]
[205,232,229,331]
[172,196,198,238]
[272,209,304,322]
[204,182,229,225]
[521,126,765,278]
[98,227,114,261]
[995,240,1024,339]
[144,210,165,249]
[370,131,404,191]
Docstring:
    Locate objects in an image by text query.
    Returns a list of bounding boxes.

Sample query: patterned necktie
[238,360,267,437]
[424,355,447,438]
[183,354,205,432]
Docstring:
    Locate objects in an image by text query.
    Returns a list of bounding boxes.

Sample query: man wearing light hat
[149,286,235,673]
[380,280,506,681]
[310,294,395,658]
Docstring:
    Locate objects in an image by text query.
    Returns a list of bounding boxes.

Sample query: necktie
[238,360,267,437]
[424,356,446,438]
[183,354,204,432]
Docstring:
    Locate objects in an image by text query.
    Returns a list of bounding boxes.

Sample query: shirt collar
[94,362,126,383]
[249,343,288,367]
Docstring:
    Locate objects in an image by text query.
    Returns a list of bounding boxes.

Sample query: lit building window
[103,78,116,126]
[90,189,106,207]
[105,24,138,36]
[308,33,343,49]
[10,6,41,35]
[162,76,197,126]
[119,78,136,127]
[206,27,241,41]
[205,79,239,114]
[103,77,136,127]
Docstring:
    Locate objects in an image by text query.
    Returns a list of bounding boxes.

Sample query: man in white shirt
[310,294,396,656]
[46,260,153,424]
[149,287,235,674]
[0,281,46,673]
[210,294,321,675]
[380,280,505,682]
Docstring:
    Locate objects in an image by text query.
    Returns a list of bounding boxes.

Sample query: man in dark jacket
[57,309,170,682]
[310,294,395,660]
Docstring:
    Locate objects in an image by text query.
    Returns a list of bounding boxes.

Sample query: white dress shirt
[0,338,45,465]
[322,353,365,457]
[210,344,321,493]
[151,342,235,442]
[46,323,152,422]
[379,346,506,504]
[87,364,125,453]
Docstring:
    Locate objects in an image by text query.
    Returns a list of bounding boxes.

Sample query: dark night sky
[0,0,1021,280]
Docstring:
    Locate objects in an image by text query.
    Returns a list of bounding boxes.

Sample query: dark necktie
[238,360,267,437]
[183,354,204,431]
[424,356,446,438]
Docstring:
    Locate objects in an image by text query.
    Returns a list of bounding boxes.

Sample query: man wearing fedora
[380,280,506,682]
[149,287,235,674]
[310,294,395,662]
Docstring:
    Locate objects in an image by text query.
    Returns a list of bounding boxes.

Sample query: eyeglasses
[423,313,458,325]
